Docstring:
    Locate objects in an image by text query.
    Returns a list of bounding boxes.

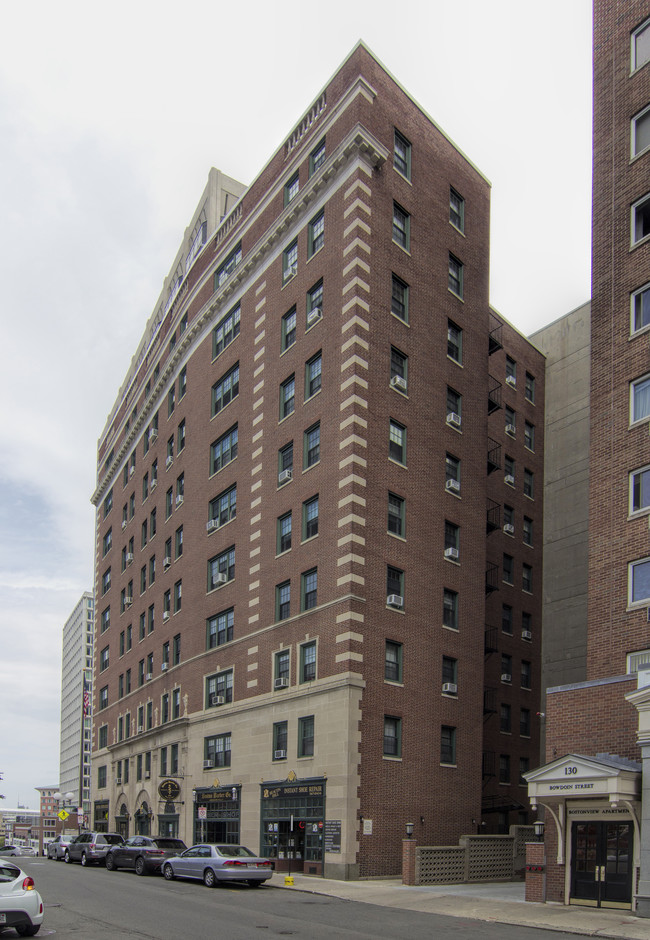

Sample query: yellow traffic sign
[58,810,69,821]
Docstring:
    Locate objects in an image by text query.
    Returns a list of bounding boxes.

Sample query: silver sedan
[162,844,273,888]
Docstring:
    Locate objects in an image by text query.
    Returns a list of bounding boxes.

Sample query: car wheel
[105,853,116,871]
[163,864,174,880]
[247,880,261,888]
[64,849,71,863]
[135,856,146,876]
[80,852,88,867]
[203,867,216,888]
[16,925,40,936]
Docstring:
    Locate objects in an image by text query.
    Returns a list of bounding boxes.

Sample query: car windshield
[215,845,255,857]
[0,865,19,883]
[155,839,186,850]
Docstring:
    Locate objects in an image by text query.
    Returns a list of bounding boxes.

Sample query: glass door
[571,821,632,909]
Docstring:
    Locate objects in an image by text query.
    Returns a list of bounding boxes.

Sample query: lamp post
[54,791,77,834]
[405,822,414,839]
[533,820,545,841]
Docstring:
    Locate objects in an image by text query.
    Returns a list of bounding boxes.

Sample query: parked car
[20,847,37,858]
[64,832,124,866]
[106,836,187,875]
[46,835,75,861]
[0,858,44,936]
[0,846,21,857]
[162,844,273,888]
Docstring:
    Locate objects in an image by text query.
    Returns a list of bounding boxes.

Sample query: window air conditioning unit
[504,474,515,486]
[274,749,287,760]
[521,630,533,641]
[122,520,127,530]
[505,375,516,388]
[210,694,225,706]
[307,306,322,325]
[175,494,184,507]
[501,673,512,683]
[446,479,460,493]
[161,662,169,671]
[444,547,459,560]
[215,572,228,585]
[129,465,135,477]
[126,553,134,564]
[166,456,173,470]
[150,479,157,490]
[390,375,407,392]
[144,771,150,780]
[163,611,170,622]
[274,677,289,690]
[137,725,144,734]
[149,429,158,443]
[505,424,516,436]
[125,596,133,607]
[163,556,172,568]
[278,468,292,484]
[446,412,461,429]
[207,519,218,533]
[145,672,153,681]
[503,524,515,535]
[203,759,214,770]
[115,777,122,785]
[285,263,297,279]
[387,594,403,608]
[442,682,458,694]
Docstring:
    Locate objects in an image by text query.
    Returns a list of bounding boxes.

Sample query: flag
[83,676,90,716]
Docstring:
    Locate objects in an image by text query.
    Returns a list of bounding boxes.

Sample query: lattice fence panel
[465,836,514,882]
[512,825,535,860]
[416,847,465,885]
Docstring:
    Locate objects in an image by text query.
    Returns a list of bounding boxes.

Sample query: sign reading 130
[564,766,578,775]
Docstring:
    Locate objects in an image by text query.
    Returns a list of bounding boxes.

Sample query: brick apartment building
[526,2,650,912]
[90,43,544,878]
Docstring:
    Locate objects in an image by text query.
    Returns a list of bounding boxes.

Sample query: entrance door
[571,821,633,909]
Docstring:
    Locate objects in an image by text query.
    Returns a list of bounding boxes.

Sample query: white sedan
[0,859,44,936]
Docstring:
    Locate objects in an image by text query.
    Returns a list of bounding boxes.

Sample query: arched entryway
[115,801,130,839]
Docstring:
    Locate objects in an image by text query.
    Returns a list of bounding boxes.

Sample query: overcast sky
[0,0,592,809]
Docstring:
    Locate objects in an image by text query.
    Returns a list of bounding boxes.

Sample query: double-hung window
[210,425,238,474]
[308,210,324,256]
[383,716,402,758]
[305,353,322,398]
[206,669,233,707]
[304,423,320,468]
[280,375,295,419]
[524,469,534,498]
[443,588,458,629]
[447,320,462,363]
[215,243,241,289]
[449,187,464,231]
[631,375,650,423]
[392,202,410,250]
[631,465,650,514]
[302,495,319,540]
[284,171,299,206]
[387,492,405,537]
[307,280,323,326]
[283,240,298,282]
[448,254,463,298]
[301,569,318,610]
[389,419,406,464]
[390,347,407,392]
[632,105,650,157]
[633,18,650,70]
[632,283,650,334]
[629,557,650,606]
[210,484,237,529]
[385,641,403,682]
[212,303,240,358]
[300,641,316,682]
[522,564,533,593]
[391,274,409,322]
[309,139,326,175]
[277,512,292,554]
[207,608,234,649]
[208,547,235,591]
[394,130,411,179]
[205,733,231,768]
[632,193,650,245]
[212,363,239,416]
[282,307,297,351]
[441,726,456,765]
[387,566,404,606]
[276,581,291,620]
[524,422,535,451]
[298,715,314,757]
[273,721,288,758]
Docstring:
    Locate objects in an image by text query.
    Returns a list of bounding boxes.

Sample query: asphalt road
[16,857,589,939]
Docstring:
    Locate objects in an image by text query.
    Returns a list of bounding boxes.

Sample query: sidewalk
[269,872,650,938]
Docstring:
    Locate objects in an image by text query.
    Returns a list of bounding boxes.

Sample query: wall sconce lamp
[405,822,414,838]
[533,820,545,839]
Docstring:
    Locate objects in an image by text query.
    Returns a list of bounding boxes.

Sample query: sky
[0,0,593,809]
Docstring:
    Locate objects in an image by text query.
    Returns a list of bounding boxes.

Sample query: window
[168,386,175,417]
[283,239,298,282]
[175,525,183,558]
[298,715,314,757]
[633,18,650,71]
[505,356,517,387]
[102,528,112,556]
[301,568,318,610]
[139,566,146,594]
[524,372,535,404]
[166,487,173,519]
[387,566,404,605]
[210,484,237,528]
[448,254,463,298]
[503,504,514,531]
[500,704,511,733]
[282,307,296,351]
[100,646,109,672]
[275,649,290,684]
[502,654,512,681]
[207,608,234,649]
[394,129,411,179]
[280,375,295,419]
[160,747,167,776]
[392,202,410,250]
[215,243,242,289]
[440,726,456,765]
[273,721,288,758]
[443,588,458,629]
[276,581,291,621]
[98,766,107,789]
[206,669,233,706]
[391,274,409,322]
[390,346,407,392]
[166,436,174,464]
[101,568,111,594]
[179,366,187,399]
[632,193,650,245]
[139,612,146,641]
[524,422,535,451]
[307,280,323,326]
[502,604,513,635]
[164,537,171,564]
[449,187,464,231]
[522,611,532,638]
[631,375,650,422]
[383,716,402,758]
[524,469,534,499]
[304,423,320,468]
[519,757,530,786]
[103,488,113,518]
[520,708,531,737]
[302,495,319,540]
[141,519,148,549]
[172,687,180,718]
[101,607,110,632]
[211,425,238,474]
[523,517,533,546]
[309,138,326,175]
[447,387,461,423]
[447,320,462,363]
[633,106,650,159]
[161,693,169,724]
[126,624,132,650]
[444,521,459,555]
[521,660,531,689]
[205,733,231,768]
[505,455,515,486]
[208,547,235,590]
[387,492,405,537]
[279,441,293,480]
[162,641,170,668]
[212,303,241,358]
[442,656,457,691]
[173,580,182,613]
[505,406,516,435]
[446,453,460,491]
[300,641,316,682]
[632,283,650,334]
[99,725,108,749]
[308,210,324,256]
[631,465,650,514]
[385,641,403,682]
[119,630,125,656]
[389,419,406,464]
[170,743,179,774]
[277,512,292,554]
[284,171,299,206]
[503,554,514,585]
[499,755,510,784]
[99,686,108,710]
[212,363,239,416]
[177,420,185,452]
[630,558,650,606]
[300,347,322,402]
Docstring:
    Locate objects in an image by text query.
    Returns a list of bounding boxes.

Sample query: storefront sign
[158,779,181,802]
[263,783,324,800]
[324,820,341,853]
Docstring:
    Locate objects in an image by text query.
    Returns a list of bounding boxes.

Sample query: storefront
[260,775,325,875]
[192,784,240,844]
[157,779,182,839]
[526,754,641,909]
[93,800,109,833]
[115,802,130,839]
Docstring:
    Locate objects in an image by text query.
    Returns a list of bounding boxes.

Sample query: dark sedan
[105,837,187,875]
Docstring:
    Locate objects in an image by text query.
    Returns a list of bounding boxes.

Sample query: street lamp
[405,822,414,838]
[533,820,545,840]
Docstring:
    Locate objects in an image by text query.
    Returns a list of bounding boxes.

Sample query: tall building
[90,43,544,878]
[59,592,94,816]
[525,2,650,912]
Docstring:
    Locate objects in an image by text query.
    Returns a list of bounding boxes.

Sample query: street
[14,858,593,939]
